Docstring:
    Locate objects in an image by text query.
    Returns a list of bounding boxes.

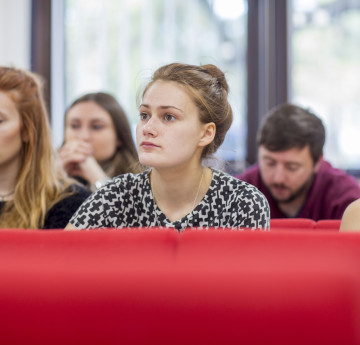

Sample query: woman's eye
[164,114,175,122]
[140,112,150,120]
[92,125,104,130]
[70,123,80,129]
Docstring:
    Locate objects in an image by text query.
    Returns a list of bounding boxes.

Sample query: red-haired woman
[0,66,90,229]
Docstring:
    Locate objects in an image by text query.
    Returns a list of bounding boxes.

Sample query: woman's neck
[0,177,16,202]
[150,165,212,222]
[0,160,19,197]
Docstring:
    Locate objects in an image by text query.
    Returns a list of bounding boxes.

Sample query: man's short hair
[257,103,325,163]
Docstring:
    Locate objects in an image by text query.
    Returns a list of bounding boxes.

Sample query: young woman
[59,92,140,191]
[0,66,90,229]
[66,63,270,231]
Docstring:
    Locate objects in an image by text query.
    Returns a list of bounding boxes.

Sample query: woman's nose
[78,127,91,141]
[143,117,158,136]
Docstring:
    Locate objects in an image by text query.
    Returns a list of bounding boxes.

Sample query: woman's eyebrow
[140,103,183,112]
[159,105,183,112]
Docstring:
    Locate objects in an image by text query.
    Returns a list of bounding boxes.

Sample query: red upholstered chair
[316,219,341,231]
[0,228,179,345]
[176,229,360,345]
[270,218,316,230]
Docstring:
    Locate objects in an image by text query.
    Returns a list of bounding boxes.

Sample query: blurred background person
[340,199,360,232]
[238,103,360,220]
[59,92,141,191]
[0,66,90,229]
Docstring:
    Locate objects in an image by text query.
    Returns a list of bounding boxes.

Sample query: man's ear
[199,122,216,148]
[314,154,323,172]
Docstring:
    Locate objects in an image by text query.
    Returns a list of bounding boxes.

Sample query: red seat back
[316,219,341,231]
[270,218,316,230]
[0,228,359,345]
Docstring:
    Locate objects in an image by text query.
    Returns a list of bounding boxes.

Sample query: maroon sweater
[237,160,360,220]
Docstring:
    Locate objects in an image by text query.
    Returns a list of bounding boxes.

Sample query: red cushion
[316,219,341,231]
[270,218,316,230]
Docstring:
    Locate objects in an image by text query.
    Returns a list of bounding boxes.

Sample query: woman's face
[136,80,213,170]
[0,91,22,173]
[65,101,119,164]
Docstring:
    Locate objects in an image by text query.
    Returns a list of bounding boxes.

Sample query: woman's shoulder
[66,182,91,196]
[43,183,91,229]
[211,168,269,202]
[212,168,262,190]
[58,183,91,208]
[340,198,360,231]
[111,170,150,188]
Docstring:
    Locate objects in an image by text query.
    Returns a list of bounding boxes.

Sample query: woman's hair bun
[201,64,229,93]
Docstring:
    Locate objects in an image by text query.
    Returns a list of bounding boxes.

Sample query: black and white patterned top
[70,169,270,231]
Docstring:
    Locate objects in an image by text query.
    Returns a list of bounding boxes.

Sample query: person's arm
[78,158,110,191]
[59,139,109,188]
[340,199,360,232]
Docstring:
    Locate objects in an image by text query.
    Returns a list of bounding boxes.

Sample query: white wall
[0,0,31,69]
[0,0,65,148]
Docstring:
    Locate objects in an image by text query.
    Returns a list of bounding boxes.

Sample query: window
[291,0,360,171]
[64,0,247,171]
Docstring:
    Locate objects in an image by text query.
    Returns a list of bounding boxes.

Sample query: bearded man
[238,103,360,220]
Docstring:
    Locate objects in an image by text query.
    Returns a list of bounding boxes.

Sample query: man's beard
[270,173,315,204]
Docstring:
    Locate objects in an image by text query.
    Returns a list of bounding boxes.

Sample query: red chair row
[0,228,358,345]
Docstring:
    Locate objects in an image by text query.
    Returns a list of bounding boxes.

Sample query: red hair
[0,67,73,228]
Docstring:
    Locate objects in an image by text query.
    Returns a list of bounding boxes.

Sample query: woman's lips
[141,141,160,149]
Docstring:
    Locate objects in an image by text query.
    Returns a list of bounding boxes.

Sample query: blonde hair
[0,66,74,228]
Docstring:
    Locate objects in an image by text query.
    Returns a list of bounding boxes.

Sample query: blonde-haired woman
[0,66,90,229]
[66,63,269,231]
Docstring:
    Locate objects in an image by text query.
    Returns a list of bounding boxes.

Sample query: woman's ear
[199,122,216,148]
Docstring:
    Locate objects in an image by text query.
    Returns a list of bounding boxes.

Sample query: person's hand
[59,140,108,185]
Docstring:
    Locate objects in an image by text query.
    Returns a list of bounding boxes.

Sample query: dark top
[0,184,90,229]
[70,169,270,231]
[238,160,360,220]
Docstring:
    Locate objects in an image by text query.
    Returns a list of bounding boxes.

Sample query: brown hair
[141,63,233,158]
[0,66,74,228]
[258,103,325,163]
[65,92,140,176]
